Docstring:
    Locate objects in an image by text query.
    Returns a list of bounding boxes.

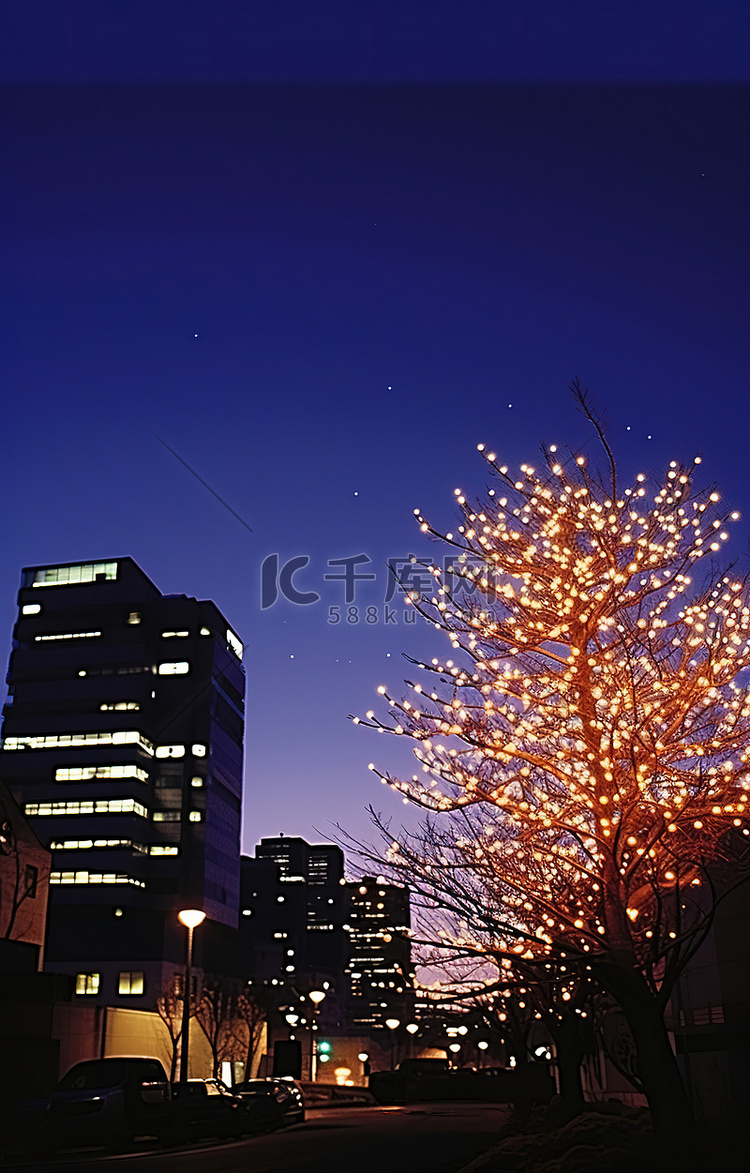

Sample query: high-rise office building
[0,558,245,1006]
[345,877,414,1029]
[239,837,349,997]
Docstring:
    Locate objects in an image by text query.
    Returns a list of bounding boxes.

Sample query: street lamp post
[385,1017,400,1069]
[309,989,326,1082]
[405,1022,419,1060]
[178,909,205,1081]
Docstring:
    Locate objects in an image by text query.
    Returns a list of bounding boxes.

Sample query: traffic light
[317,1040,332,1063]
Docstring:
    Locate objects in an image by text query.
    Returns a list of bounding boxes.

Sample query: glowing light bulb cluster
[360,422,750,977]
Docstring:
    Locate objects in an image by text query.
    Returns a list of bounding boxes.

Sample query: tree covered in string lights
[356,386,750,1137]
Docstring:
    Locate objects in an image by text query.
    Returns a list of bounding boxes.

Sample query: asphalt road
[11,1103,512,1173]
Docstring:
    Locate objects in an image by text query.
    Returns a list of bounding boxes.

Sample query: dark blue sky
[2,3,749,856]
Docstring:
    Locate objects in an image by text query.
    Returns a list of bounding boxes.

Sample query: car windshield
[58,1062,130,1090]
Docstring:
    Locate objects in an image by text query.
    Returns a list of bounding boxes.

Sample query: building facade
[345,877,414,1031]
[239,837,349,1006]
[0,558,245,1008]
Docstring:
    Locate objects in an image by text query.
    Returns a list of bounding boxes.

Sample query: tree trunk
[594,962,694,1144]
[548,1014,587,1119]
[507,1018,534,1121]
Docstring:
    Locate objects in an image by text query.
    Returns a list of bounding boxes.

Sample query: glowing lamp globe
[178,909,206,929]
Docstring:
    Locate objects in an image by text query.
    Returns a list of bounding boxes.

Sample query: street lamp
[178,909,205,1081]
[385,1017,400,1069]
[309,989,326,1081]
[405,1022,419,1059]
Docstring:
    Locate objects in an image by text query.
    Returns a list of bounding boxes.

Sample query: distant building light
[30,562,117,588]
[158,661,190,675]
[35,630,102,642]
[226,629,243,659]
[155,744,185,759]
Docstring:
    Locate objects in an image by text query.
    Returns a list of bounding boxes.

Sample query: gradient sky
[2,3,749,860]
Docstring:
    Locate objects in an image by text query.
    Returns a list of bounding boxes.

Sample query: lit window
[188,811,202,823]
[226,629,243,659]
[190,776,203,788]
[161,630,189,639]
[51,872,145,887]
[76,973,100,995]
[242,909,253,917]
[26,798,148,818]
[3,730,152,754]
[29,562,117,588]
[155,744,185,759]
[149,845,179,855]
[50,838,144,851]
[153,811,181,822]
[22,603,41,615]
[118,971,145,996]
[55,765,148,782]
[127,612,142,625]
[273,932,287,939]
[276,895,285,903]
[100,702,139,711]
[191,744,206,758]
[199,626,211,636]
[158,662,190,675]
[35,631,102,642]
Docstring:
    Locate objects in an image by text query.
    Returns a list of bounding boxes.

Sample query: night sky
[2,3,749,859]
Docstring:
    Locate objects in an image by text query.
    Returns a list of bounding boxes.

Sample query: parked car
[232,1077,306,1126]
[21,1057,174,1154]
[369,1057,452,1105]
[170,1079,247,1142]
[202,1077,291,1134]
